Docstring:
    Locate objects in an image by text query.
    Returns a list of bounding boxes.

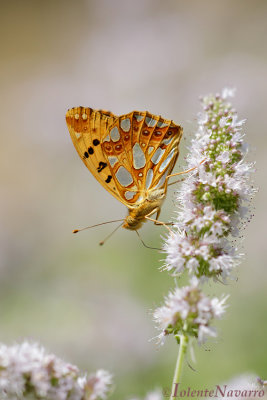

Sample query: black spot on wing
[97,162,107,172]
[88,146,94,155]
[93,139,100,146]
[105,175,112,183]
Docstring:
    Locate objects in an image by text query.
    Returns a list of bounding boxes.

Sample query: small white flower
[203,206,216,220]
[230,115,246,128]
[154,306,175,331]
[198,166,217,186]
[219,116,229,128]
[231,131,244,145]
[195,243,210,260]
[217,151,230,163]
[221,87,236,99]
[211,295,229,318]
[187,258,199,274]
[210,220,226,237]
[163,234,186,273]
[198,325,217,343]
[180,238,195,257]
[197,112,209,125]
[84,370,113,400]
[209,255,235,277]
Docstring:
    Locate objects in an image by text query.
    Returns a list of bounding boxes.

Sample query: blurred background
[0,0,266,397]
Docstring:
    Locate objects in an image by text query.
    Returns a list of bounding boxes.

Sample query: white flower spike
[164,88,256,280]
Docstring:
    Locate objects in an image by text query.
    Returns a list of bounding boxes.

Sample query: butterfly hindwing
[133,112,182,195]
[102,111,183,206]
[143,115,182,190]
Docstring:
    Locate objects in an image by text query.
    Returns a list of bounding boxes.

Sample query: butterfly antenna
[73,219,124,234]
[135,230,161,251]
[99,222,123,246]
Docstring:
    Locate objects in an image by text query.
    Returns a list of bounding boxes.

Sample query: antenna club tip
[99,241,104,246]
[73,229,79,234]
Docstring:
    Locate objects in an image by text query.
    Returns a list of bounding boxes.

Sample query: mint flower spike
[0,341,113,400]
[163,88,256,280]
[153,278,228,345]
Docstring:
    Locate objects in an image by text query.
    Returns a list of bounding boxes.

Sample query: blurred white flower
[145,389,163,400]
[81,369,114,400]
[129,388,163,400]
[217,150,230,163]
[221,87,236,99]
[0,342,113,400]
[209,374,266,400]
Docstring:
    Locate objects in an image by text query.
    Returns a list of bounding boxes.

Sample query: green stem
[169,334,188,400]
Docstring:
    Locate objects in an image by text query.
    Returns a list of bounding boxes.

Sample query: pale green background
[0,0,266,397]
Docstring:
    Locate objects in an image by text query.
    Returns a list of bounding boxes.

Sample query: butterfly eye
[142,129,150,136]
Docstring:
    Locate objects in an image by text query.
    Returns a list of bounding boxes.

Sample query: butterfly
[66,107,183,232]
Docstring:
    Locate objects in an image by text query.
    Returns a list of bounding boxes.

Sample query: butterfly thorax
[122,188,166,230]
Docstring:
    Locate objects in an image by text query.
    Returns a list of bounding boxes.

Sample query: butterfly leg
[154,209,174,226]
[152,208,174,226]
[145,216,173,233]
[145,210,174,234]
[166,158,206,181]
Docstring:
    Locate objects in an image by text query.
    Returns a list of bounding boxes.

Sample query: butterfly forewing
[66,107,126,203]
[100,112,141,206]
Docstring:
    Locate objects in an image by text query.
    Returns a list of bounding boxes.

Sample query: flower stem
[169,334,188,400]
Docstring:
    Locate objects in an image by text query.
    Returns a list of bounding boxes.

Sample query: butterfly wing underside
[66,108,183,209]
[101,111,183,206]
[66,107,127,204]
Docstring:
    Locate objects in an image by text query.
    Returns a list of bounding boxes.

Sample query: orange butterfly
[66,107,183,232]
